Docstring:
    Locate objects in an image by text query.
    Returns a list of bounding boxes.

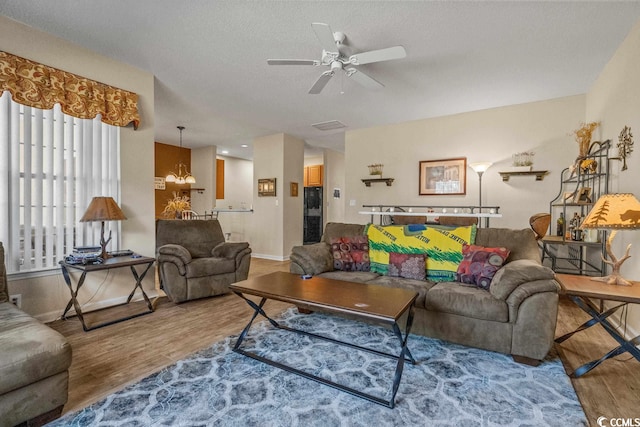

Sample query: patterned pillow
[387,252,426,280]
[330,236,370,272]
[455,244,510,290]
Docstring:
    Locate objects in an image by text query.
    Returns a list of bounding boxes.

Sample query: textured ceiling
[1,1,640,159]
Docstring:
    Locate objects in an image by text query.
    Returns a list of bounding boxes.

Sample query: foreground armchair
[156,220,251,303]
[0,242,72,426]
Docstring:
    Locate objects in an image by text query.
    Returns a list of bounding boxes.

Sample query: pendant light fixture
[165,126,196,185]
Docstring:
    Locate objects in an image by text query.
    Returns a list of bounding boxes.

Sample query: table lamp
[580,193,640,286]
[80,197,127,259]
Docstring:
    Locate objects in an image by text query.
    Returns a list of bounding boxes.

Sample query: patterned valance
[0,51,140,129]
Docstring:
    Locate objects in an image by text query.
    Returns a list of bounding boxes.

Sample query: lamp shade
[580,193,640,230]
[470,162,492,174]
[80,197,127,222]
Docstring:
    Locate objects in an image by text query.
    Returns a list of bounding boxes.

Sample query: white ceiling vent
[312,120,347,131]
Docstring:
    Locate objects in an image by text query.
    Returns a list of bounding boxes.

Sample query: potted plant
[162,191,191,219]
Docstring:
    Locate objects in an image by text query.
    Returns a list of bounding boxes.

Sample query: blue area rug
[48,308,586,426]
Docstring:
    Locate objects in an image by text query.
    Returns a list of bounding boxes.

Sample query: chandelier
[165,126,196,185]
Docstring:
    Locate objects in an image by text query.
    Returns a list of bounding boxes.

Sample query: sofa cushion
[388,252,426,280]
[185,257,236,278]
[455,245,510,290]
[367,223,476,282]
[0,302,72,395]
[475,228,540,263]
[330,236,370,272]
[425,282,508,322]
[368,275,435,309]
[321,223,367,244]
[156,220,225,258]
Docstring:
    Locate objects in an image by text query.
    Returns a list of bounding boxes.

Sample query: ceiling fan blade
[309,71,334,94]
[345,67,384,90]
[312,22,338,54]
[267,59,319,66]
[349,46,406,65]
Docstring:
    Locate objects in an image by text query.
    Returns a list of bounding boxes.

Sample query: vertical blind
[0,91,121,274]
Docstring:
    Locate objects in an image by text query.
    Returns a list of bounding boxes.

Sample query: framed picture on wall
[290,182,298,197]
[419,157,467,195]
[258,178,276,196]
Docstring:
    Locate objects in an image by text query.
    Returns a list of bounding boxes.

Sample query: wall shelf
[499,170,549,181]
[180,188,205,195]
[362,178,394,187]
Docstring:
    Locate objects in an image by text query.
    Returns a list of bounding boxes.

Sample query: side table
[60,255,156,331]
[554,273,640,377]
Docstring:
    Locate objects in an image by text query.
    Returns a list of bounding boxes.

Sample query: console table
[59,255,155,331]
[554,273,640,377]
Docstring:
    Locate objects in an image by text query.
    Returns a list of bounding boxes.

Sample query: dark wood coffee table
[229,271,418,408]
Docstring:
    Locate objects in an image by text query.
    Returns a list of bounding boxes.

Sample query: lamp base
[591,274,633,286]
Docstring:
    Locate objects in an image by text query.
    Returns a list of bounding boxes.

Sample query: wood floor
[47,259,639,426]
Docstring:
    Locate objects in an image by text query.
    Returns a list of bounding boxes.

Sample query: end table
[60,255,155,331]
[554,273,640,377]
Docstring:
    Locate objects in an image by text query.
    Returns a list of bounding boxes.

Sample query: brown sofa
[289,223,560,364]
[156,220,252,303]
[0,242,72,426]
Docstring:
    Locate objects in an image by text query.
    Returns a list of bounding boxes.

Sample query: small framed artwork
[258,178,276,197]
[574,187,592,203]
[290,182,298,197]
[419,157,467,195]
[563,191,575,202]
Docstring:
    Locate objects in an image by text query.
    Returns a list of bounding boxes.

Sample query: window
[0,92,121,274]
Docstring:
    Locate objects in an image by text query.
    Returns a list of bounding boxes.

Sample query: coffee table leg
[389,306,415,408]
[233,293,282,351]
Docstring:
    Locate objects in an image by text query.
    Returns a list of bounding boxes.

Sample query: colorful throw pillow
[455,244,510,290]
[330,236,370,272]
[388,252,426,280]
[367,223,477,282]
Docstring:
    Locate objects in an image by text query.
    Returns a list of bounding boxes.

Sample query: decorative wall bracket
[362,178,394,187]
[498,170,549,182]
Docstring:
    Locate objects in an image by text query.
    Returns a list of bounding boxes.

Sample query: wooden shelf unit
[498,170,549,181]
[362,178,394,187]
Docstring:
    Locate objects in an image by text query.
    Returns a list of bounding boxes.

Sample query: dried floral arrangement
[512,151,535,167]
[368,163,383,176]
[162,191,191,218]
[572,122,599,157]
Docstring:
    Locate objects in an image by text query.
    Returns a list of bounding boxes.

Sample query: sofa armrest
[489,259,556,300]
[212,242,250,259]
[289,242,333,275]
[157,244,192,276]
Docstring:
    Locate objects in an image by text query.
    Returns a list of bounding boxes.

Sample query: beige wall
[1,16,155,321]
[343,95,585,229]
[283,134,305,255]
[586,17,640,335]
[324,149,345,223]
[215,155,253,242]
[190,145,217,214]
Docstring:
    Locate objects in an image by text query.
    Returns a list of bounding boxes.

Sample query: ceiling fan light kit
[268,22,406,94]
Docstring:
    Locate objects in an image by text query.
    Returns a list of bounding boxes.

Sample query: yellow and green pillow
[366,223,477,282]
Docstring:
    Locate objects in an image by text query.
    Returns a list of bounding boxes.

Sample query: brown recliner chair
[156,220,252,303]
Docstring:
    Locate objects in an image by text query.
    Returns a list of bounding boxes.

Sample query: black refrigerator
[303,186,323,244]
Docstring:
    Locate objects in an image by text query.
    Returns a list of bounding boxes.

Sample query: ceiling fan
[267,22,406,94]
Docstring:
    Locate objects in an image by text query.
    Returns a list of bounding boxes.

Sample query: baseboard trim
[36,290,161,323]
[251,253,289,262]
